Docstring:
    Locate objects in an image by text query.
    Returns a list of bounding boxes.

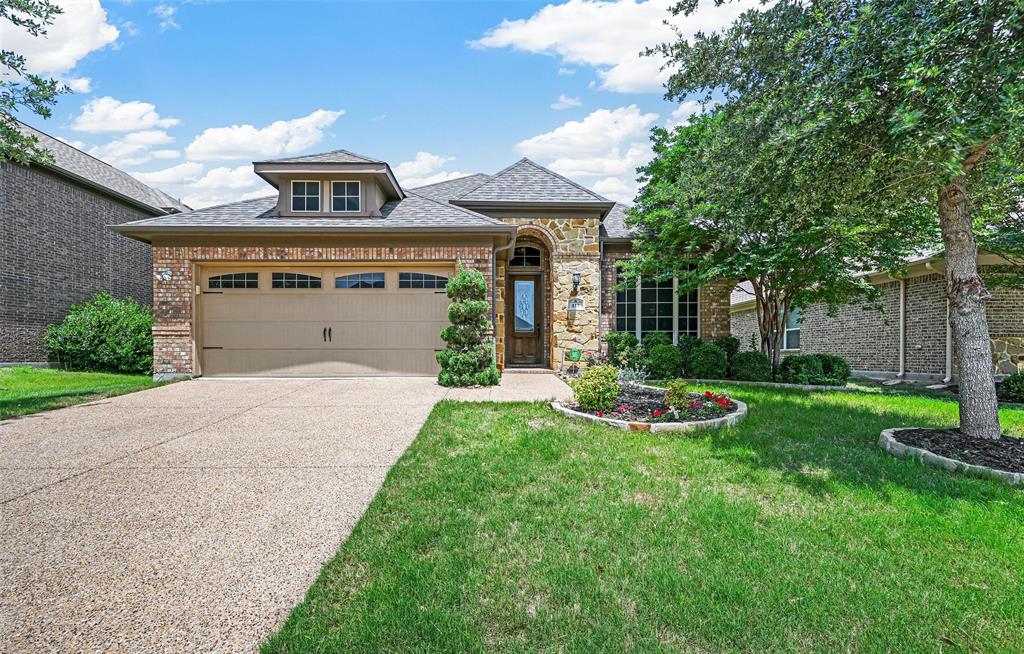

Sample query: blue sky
[6,0,754,208]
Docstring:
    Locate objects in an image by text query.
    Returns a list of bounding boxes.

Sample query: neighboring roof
[453,158,612,205]
[601,203,638,240]
[410,174,492,202]
[731,280,755,306]
[255,149,384,165]
[111,191,513,239]
[16,121,189,214]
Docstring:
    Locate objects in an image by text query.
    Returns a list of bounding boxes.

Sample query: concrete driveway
[0,374,570,653]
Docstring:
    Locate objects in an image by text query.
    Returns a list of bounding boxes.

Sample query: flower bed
[879,427,1024,485]
[552,383,746,432]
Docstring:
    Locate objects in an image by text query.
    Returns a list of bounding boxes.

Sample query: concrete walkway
[0,374,570,653]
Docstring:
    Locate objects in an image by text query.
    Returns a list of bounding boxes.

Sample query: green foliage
[813,353,852,385]
[640,331,671,356]
[778,355,826,386]
[1,0,69,164]
[687,343,728,380]
[571,365,621,411]
[677,334,701,366]
[1002,372,1024,403]
[606,331,642,369]
[663,379,689,407]
[436,267,499,387]
[713,336,740,375]
[731,351,773,382]
[645,344,684,380]
[43,292,153,374]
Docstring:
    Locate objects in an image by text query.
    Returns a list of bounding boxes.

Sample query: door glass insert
[514,280,535,333]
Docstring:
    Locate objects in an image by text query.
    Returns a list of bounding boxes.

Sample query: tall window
[615,275,699,343]
[331,181,360,212]
[783,307,801,350]
[291,181,320,212]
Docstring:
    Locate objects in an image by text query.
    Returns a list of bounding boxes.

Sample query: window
[783,307,801,350]
[399,272,448,289]
[209,272,258,289]
[291,180,320,212]
[331,181,360,212]
[614,275,699,342]
[509,246,541,267]
[272,272,321,289]
[335,272,385,289]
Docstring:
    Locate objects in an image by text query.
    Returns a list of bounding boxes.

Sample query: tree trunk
[938,176,1002,439]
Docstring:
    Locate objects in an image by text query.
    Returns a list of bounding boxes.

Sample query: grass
[263,385,1024,654]
[0,366,163,419]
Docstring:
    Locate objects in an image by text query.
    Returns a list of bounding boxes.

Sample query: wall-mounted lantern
[156,269,173,282]
[571,271,581,295]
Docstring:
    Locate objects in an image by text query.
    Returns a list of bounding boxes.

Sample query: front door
[507,274,542,366]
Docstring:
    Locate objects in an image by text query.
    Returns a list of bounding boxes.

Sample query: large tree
[1,0,67,163]
[654,0,1024,439]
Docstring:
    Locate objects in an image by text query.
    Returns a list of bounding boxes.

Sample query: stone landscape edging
[550,399,747,433]
[676,378,851,392]
[878,427,1023,486]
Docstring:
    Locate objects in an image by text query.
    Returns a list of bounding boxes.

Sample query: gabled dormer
[253,149,404,218]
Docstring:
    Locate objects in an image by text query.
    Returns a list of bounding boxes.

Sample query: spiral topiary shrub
[572,364,621,411]
[646,344,684,380]
[43,292,153,374]
[731,351,772,381]
[436,267,500,387]
[687,342,728,379]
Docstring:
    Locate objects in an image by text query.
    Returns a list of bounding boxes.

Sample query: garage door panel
[202,320,446,351]
[202,293,450,323]
[202,348,441,377]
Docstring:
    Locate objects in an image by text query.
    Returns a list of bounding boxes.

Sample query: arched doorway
[505,237,551,367]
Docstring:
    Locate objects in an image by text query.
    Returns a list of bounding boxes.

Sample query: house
[1,122,189,366]
[112,151,732,379]
[730,252,1024,381]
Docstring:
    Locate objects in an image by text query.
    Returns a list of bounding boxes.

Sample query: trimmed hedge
[687,343,728,379]
[1003,371,1024,403]
[44,292,153,374]
[813,353,851,384]
[778,354,825,385]
[640,331,672,356]
[646,344,684,380]
[572,365,620,410]
[731,351,772,381]
[437,267,500,386]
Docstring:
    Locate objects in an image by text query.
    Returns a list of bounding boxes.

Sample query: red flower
[597,410,604,417]
[653,409,661,417]
[704,390,713,398]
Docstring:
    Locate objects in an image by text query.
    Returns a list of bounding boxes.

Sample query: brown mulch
[893,428,1024,474]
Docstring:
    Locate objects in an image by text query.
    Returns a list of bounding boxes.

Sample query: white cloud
[516,105,657,203]
[667,99,716,128]
[393,152,468,189]
[0,0,119,77]
[473,0,760,93]
[185,109,344,161]
[65,77,92,93]
[152,4,180,31]
[557,67,575,76]
[130,161,204,186]
[551,94,582,110]
[72,96,180,133]
[88,130,175,166]
[184,165,273,208]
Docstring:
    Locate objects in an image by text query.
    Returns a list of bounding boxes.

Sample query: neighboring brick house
[730,252,1024,381]
[1,122,188,365]
[113,151,731,379]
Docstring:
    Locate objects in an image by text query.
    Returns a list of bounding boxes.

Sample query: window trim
[329,180,361,213]
[782,307,801,351]
[334,271,386,289]
[615,275,700,343]
[398,272,449,289]
[271,271,322,289]
[291,179,321,213]
[509,245,542,268]
[208,272,259,289]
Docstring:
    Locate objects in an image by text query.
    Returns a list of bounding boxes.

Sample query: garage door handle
[328,327,332,342]
[323,327,327,342]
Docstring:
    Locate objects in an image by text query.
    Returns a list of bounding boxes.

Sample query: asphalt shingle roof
[18,121,188,214]
[410,174,491,201]
[600,203,638,240]
[257,149,384,165]
[454,158,610,204]
[113,191,511,232]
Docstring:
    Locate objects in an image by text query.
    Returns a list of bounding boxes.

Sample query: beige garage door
[198,266,452,377]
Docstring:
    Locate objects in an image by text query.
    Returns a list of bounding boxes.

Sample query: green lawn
[0,367,163,419]
[264,385,1024,654]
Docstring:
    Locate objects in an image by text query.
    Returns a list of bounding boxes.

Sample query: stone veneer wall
[151,244,492,378]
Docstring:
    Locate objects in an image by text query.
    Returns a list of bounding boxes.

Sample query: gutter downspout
[598,239,604,355]
[943,297,953,383]
[492,233,517,367]
[897,278,906,380]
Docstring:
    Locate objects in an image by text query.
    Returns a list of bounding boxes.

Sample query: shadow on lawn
[697,385,1024,503]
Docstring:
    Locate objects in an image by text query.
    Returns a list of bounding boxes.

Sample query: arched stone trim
[512,223,559,255]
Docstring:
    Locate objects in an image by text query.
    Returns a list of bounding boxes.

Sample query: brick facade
[151,244,492,377]
[731,271,1024,379]
[1,162,154,363]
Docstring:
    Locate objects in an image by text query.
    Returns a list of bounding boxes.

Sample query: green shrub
[646,344,684,380]
[664,379,689,407]
[677,334,702,366]
[44,292,153,374]
[731,351,772,381]
[436,267,500,387]
[778,354,825,385]
[813,353,851,385]
[606,331,642,369]
[1002,371,1024,403]
[713,336,740,374]
[572,365,621,410]
[687,343,728,379]
[640,331,671,356]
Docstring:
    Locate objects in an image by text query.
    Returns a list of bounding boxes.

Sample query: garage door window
[209,272,258,289]
[335,272,385,289]
[272,272,321,289]
[399,272,448,289]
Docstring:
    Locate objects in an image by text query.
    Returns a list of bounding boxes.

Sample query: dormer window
[331,181,361,212]
[291,180,320,212]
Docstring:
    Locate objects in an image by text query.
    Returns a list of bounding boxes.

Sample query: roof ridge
[405,190,505,225]
[185,194,276,215]
[410,172,490,192]
[517,157,611,203]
